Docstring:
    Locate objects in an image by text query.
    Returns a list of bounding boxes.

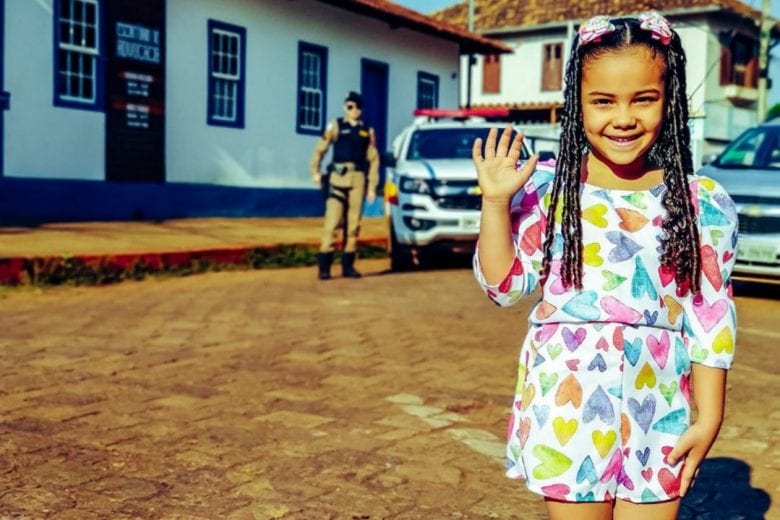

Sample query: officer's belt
[331,162,357,174]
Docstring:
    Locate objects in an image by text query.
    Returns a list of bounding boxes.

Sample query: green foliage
[766,102,780,122]
[12,243,389,287]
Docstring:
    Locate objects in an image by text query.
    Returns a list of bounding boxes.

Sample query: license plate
[460,216,480,230]
[737,241,778,263]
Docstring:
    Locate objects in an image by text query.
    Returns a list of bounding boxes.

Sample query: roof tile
[432,0,759,31]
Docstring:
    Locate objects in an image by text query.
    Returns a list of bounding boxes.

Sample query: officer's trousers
[319,170,366,253]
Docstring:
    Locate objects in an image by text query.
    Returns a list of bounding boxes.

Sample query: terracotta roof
[432,0,760,32]
[314,0,512,53]
[471,101,563,110]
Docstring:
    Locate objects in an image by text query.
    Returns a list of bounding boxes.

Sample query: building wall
[463,28,572,109]
[5,0,105,180]
[166,0,461,190]
[0,0,463,222]
[699,17,760,154]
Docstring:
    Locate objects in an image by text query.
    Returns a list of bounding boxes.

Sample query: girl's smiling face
[581,45,666,177]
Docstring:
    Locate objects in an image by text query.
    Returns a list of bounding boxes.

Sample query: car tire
[390,226,415,272]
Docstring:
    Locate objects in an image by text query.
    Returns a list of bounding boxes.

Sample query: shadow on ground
[679,457,770,519]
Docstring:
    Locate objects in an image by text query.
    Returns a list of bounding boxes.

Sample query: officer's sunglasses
[345,103,361,110]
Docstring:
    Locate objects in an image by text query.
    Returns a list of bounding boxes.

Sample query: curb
[0,236,389,287]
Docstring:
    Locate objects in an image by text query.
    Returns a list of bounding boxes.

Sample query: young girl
[472,13,738,520]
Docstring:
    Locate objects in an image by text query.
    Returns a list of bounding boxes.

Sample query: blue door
[360,58,388,201]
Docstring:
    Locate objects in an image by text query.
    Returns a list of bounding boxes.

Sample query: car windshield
[407,128,528,160]
[715,126,780,170]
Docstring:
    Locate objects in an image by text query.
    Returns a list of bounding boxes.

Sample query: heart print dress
[473,162,738,503]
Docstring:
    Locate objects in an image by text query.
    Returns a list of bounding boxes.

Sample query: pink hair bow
[578,15,616,44]
[638,11,672,45]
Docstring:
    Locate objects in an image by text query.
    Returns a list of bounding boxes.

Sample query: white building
[0,0,507,223]
[434,0,777,167]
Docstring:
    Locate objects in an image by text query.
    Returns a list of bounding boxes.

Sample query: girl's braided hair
[542,15,701,294]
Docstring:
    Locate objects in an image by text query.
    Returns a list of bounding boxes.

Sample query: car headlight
[399,177,432,195]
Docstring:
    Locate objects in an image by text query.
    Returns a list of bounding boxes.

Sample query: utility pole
[465,0,474,108]
[757,0,772,121]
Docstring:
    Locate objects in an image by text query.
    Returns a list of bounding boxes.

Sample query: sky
[394,0,780,17]
[394,0,455,14]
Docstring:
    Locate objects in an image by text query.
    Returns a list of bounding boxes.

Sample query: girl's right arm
[478,198,516,284]
[471,127,539,305]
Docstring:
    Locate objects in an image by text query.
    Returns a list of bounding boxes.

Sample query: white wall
[166,0,461,189]
[4,0,462,187]
[464,31,570,108]
[5,0,105,180]
[698,18,759,154]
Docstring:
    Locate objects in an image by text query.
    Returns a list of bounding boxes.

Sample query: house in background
[0,0,508,224]
[433,0,778,167]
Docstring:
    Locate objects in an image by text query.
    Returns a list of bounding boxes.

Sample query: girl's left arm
[670,178,739,496]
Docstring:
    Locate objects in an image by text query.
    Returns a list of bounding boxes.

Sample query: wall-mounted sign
[105,0,165,183]
[116,22,161,64]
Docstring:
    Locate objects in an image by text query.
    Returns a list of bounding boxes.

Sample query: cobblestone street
[0,260,776,519]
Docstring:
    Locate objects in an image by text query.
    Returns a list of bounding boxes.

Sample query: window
[716,127,780,169]
[417,72,439,109]
[541,42,563,91]
[207,20,246,128]
[54,0,103,109]
[720,34,758,88]
[297,42,328,135]
[483,54,501,94]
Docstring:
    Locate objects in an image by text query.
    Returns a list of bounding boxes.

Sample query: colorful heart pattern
[474,167,738,502]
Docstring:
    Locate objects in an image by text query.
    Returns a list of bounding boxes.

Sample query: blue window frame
[297,42,327,135]
[416,71,439,109]
[53,0,104,110]
[207,20,246,128]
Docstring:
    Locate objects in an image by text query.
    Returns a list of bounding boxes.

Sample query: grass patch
[9,243,388,287]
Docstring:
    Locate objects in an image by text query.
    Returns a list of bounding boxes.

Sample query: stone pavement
[0,260,776,519]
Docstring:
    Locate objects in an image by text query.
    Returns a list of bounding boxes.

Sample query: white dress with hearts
[473,162,738,503]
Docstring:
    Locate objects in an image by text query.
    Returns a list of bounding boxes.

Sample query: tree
[765,102,780,121]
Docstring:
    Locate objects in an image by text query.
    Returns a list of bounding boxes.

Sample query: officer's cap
[344,91,363,108]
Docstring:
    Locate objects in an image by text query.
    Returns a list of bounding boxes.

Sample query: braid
[543,16,702,294]
[542,37,586,289]
[655,35,702,294]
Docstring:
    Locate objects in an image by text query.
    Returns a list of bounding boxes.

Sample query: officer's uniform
[310,116,379,278]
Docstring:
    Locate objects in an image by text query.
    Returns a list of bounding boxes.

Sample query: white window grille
[57,0,99,104]
[417,75,438,109]
[210,28,241,122]
[299,50,324,131]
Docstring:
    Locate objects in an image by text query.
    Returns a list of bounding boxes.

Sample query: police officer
[310,91,379,280]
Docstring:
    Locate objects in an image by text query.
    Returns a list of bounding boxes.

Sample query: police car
[383,108,531,270]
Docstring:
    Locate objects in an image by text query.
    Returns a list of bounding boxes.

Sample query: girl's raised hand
[472,126,538,204]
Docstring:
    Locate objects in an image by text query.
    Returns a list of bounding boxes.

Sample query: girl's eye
[593,99,612,105]
[635,97,657,104]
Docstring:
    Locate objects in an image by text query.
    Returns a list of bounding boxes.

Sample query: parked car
[383,109,532,271]
[698,120,780,280]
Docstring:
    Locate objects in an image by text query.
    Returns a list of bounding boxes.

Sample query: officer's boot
[317,252,333,280]
[341,252,362,278]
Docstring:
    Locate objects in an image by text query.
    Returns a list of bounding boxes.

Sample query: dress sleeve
[473,169,551,307]
[680,177,739,369]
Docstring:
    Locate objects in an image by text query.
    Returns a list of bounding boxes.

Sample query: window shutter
[746,56,758,88]
[483,54,501,94]
[720,46,732,86]
[542,43,562,91]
